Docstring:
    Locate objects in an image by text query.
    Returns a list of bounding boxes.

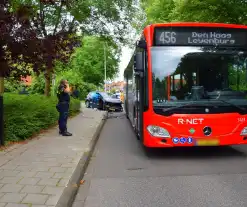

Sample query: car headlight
[240,127,247,136]
[147,125,170,138]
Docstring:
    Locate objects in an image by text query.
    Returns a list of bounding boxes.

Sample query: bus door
[135,76,141,136]
[134,66,144,139]
[134,51,145,140]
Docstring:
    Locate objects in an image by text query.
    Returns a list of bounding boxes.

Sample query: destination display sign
[154,27,247,47]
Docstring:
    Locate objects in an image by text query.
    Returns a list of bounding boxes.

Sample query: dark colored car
[85,91,123,112]
[111,93,123,103]
[85,91,96,108]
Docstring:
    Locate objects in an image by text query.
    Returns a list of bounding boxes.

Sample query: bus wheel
[142,145,151,156]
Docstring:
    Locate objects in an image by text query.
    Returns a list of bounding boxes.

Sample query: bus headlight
[147,125,170,138]
[240,127,247,135]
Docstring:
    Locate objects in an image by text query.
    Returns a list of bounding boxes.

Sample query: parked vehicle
[85,91,123,112]
[112,92,125,103]
[111,92,121,100]
[85,91,96,108]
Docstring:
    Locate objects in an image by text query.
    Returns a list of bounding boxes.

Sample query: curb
[56,111,108,207]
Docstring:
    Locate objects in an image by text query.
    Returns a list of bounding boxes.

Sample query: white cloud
[114,28,140,81]
[114,46,134,81]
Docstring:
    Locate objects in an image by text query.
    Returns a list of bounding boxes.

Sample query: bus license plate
[196,139,219,146]
[109,108,115,111]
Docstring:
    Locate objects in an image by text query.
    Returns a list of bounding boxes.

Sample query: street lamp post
[104,43,106,92]
[52,74,56,96]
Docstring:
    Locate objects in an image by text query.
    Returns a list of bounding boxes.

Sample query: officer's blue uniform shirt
[57,85,70,103]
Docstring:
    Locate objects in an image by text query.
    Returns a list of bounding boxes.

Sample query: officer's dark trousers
[57,102,69,133]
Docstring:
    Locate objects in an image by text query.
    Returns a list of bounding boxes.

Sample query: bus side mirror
[136,39,147,49]
[134,52,144,72]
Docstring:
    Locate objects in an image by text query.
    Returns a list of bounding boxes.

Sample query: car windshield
[99,92,110,98]
[151,46,247,114]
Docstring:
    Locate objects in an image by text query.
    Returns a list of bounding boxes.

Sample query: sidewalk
[0,107,107,207]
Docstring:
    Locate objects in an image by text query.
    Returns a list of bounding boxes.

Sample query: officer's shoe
[62,131,72,136]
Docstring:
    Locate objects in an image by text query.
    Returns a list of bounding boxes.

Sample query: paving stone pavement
[0,106,106,207]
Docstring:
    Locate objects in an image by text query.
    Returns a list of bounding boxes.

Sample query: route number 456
[159,32,177,44]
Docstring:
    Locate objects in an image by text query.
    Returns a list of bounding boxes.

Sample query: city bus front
[143,24,247,147]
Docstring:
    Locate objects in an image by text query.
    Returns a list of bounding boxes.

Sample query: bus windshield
[151,46,247,114]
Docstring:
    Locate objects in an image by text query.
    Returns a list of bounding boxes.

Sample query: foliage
[4,77,24,92]
[28,73,46,94]
[3,93,80,143]
[142,0,175,24]
[171,0,247,24]
[69,36,120,86]
[137,0,247,31]
[0,0,37,81]
[110,88,117,94]
[73,82,97,100]
[51,68,97,99]
[9,0,138,96]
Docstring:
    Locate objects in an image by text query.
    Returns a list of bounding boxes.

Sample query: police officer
[56,79,72,136]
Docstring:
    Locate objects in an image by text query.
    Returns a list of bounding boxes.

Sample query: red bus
[124,22,247,149]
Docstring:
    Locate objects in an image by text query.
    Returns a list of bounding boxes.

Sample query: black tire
[85,101,90,108]
[142,145,152,156]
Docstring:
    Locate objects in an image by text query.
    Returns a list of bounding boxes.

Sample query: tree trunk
[0,47,4,145]
[0,76,4,95]
[0,48,5,95]
[44,68,51,96]
[44,57,53,97]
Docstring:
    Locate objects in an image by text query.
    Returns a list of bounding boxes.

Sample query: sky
[114,46,134,81]
[114,29,140,82]
[106,2,143,82]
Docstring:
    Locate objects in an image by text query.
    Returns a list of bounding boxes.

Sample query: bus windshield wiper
[217,100,247,114]
[162,102,204,112]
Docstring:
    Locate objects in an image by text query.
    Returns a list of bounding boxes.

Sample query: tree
[69,36,120,86]
[142,0,175,24]
[27,34,120,98]
[140,0,247,26]
[0,0,38,94]
[171,0,247,23]
[13,0,138,96]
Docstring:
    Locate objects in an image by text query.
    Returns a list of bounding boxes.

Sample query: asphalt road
[73,112,247,207]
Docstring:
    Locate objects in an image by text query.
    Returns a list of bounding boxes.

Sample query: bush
[4,78,24,93]
[28,74,45,94]
[76,82,98,100]
[3,93,81,143]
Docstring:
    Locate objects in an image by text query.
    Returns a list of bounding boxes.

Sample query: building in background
[106,81,125,93]
[21,76,32,86]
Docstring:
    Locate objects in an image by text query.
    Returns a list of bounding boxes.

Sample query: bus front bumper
[143,133,247,148]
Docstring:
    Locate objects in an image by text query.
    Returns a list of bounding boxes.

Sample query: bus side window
[132,65,135,93]
[144,51,148,110]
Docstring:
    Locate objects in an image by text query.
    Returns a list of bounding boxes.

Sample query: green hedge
[3,93,81,143]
